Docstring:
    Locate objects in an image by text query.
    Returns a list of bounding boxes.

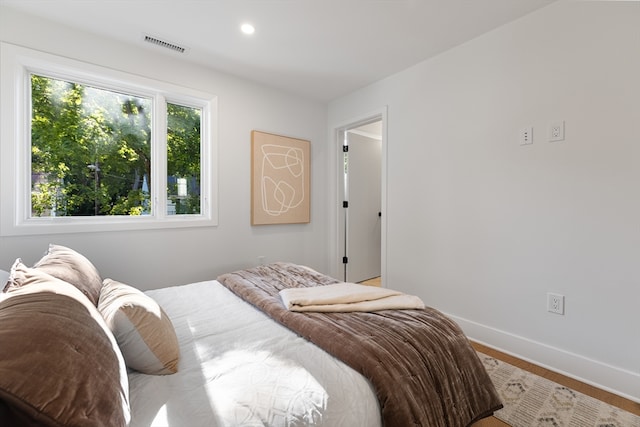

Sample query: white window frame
[0,42,218,236]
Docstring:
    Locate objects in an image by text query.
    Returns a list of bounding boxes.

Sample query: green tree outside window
[30,74,201,217]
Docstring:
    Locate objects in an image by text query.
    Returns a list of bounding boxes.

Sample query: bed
[0,246,502,427]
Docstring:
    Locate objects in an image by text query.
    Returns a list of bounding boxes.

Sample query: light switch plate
[519,127,533,145]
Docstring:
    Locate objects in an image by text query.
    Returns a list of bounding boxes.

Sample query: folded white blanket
[280,282,425,312]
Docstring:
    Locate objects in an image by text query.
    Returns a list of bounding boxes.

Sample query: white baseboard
[449,314,640,404]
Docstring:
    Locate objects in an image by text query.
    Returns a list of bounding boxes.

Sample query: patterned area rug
[477,352,640,427]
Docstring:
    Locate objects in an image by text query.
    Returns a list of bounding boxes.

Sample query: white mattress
[128,280,381,427]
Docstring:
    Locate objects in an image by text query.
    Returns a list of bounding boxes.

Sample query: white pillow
[0,270,9,288]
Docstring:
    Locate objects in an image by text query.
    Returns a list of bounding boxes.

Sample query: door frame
[332,107,388,286]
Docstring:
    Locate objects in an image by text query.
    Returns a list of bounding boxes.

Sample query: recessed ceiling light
[241,23,255,35]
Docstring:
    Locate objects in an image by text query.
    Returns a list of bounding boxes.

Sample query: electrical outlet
[549,121,565,142]
[519,127,533,145]
[547,293,565,315]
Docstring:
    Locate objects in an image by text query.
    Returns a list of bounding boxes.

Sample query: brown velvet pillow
[32,244,103,306]
[98,278,180,375]
[0,263,130,427]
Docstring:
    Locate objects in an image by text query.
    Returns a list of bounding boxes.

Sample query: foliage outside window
[166,103,201,215]
[31,74,202,218]
[0,43,217,236]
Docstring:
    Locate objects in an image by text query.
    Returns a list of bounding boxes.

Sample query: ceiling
[1,0,557,102]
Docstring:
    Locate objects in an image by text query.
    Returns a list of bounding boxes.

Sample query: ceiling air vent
[143,34,188,54]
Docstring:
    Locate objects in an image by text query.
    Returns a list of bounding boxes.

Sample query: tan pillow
[98,278,180,375]
[0,263,130,427]
[32,244,103,306]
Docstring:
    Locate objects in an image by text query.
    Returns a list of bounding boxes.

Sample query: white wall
[0,7,330,288]
[329,1,640,401]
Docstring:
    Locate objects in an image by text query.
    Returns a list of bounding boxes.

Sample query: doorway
[338,114,385,284]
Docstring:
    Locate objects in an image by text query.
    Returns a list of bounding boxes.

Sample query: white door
[345,130,382,283]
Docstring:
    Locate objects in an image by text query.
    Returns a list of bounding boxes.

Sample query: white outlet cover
[547,292,565,315]
[549,121,565,142]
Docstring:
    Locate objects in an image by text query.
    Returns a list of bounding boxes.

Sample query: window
[166,102,202,215]
[0,43,217,235]
[30,75,155,217]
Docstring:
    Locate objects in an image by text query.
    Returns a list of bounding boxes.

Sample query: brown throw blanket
[218,263,502,427]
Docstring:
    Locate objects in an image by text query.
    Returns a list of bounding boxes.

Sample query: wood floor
[471,342,640,425]
[359,277,381,287]
[358,277,640,425]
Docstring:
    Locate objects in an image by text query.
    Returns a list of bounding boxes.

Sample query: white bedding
[128,280,381,427]
[279,282,425,312]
